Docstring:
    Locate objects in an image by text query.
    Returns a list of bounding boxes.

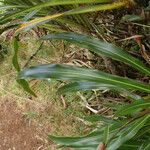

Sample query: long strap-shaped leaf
[0,5,26,11]
[0,0,111,23]
[106,114,150,150]
[115,100,150,116]
[11,1,127,34]
[12,36,36,97]
[58,82,118,93]
[59,82,142,101]
[49,129,104,149]
[18,64,150,93]
[42,32,150,76]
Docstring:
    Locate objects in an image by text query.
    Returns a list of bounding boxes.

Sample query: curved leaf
[117,141,141,150]
[12,36,36,97]
[15,13,64,35]
[49,130,104,149]
[85,114,120,124]
[42,32,150,76]
[64,1,127,15]
[103,125,110,145]
[0,5,26,11]
[58,82,118,93]
[23,9,40,22]
[18,64,150,93]
[11,1,127,34]
[106,115,150,150]
[115,100,150,116]
[139,141,150,150]
[0,0,111,23]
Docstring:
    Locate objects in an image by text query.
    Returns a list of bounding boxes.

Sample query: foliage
[1,0,150,150]
[0,0,132,34]
[18,32,150,150]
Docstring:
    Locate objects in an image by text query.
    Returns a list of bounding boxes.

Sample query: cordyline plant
[18,32,150,150]
[1,0,150,149]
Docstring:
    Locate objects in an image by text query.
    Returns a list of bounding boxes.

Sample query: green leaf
[0,5,26,11]
[117,140,141,150]
[9,1,127,34]
[12,36,20,72]
[23,9,40,22]
[18,64,150,93]
[12,36,36,97]
[40,24,66,32]
[106,115,150,150]
[64,1,126,15]
[115,100,150,116]
[103,125,110,145]
[1,0,111,23]
[48,123,124,149]
[15,13,64,35]
[42,32,150,76]
[58,82,118,93]
[139,141,150,150]
[60,82,142,102]
[122,14,142,22]
[49,130,104,149]
[85,114,120,124]
[17,79,37,97]
[134,125,150,140]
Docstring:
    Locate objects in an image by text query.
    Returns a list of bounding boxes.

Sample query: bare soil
[0,100,52,150]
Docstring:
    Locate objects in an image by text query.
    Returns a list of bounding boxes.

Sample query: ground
[0,97,83,150]
[0,100,51,150]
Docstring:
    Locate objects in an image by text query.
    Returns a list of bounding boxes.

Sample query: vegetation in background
[1,0,150,150]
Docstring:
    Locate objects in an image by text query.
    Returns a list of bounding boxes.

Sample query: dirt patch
[0,100,52,150]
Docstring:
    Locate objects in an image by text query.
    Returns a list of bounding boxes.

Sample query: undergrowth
[1,0,150,150]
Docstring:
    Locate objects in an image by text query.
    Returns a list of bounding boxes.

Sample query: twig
[118,35,143,42]
[86,105,98,114]
[60,95,67,108]
[135,36,150,65]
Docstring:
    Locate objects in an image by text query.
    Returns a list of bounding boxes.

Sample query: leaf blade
[18,64,150,93]
[42,32,150,76]
[12,36,36,97]
[115,100,150,116]
[106,115,150,150]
